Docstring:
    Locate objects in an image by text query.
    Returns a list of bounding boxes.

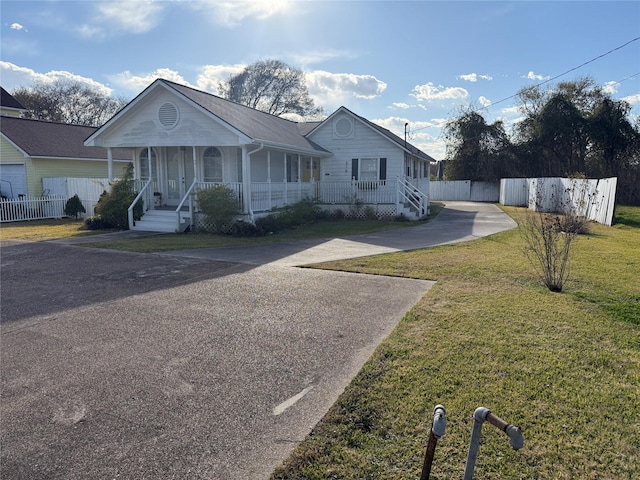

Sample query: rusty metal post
[420,404,446,480]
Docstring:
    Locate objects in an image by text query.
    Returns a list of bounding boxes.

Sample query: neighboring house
[0,100,132,200]
[86,78,434,232]
[1,87,27,118]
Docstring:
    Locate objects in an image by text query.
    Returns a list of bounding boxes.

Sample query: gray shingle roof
[1,116,132,160]
[1,87,26,111]
[163,80,331,155]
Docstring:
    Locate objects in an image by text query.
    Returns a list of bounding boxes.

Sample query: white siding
[308,114,405,182]
[100,88,241,148]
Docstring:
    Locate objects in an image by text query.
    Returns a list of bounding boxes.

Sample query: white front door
[166,147,195,206]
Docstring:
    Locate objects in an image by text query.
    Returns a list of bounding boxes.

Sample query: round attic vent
[334,116,353,137]
[158,102,179,129]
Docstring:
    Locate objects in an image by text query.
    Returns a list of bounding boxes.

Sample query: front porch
[129,177,429,233]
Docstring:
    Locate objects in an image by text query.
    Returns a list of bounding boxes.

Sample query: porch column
[147,147,152,184]
[241,145,251,214]
[283,155,288,205]
[192,146,198,182]
[267,151,272,210]
[107,147,114,181]
[297,154,301,199]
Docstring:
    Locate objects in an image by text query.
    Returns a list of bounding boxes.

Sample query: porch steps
[133,209,181,233]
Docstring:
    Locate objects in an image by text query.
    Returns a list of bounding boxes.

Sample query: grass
[271,205,640,479]
[0,218,113,241]
[0,206,445,250]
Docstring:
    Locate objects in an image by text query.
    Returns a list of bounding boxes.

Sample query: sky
[1,0,639,160]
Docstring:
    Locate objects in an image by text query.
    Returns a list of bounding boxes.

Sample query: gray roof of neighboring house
[1,116,132,160]
[1,87,26,111]
[163,80,331,155]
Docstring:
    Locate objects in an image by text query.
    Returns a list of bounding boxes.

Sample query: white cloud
[478,96,492,107]
[622,93,640,105]
[458,73,493,82]
[305,70,387,109]
[78,1,164,39]
[196,64,247,93]
[110,68,192,93]
[11,23,25,31]
[411,82,469,102]
[288,50,357,68]
[524,71,551,81]
[603,81,619,95]
[189,0,295,27]
[0,61,113,95]
[390,102,411,109]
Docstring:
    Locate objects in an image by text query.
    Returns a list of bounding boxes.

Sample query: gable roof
[1,116,132,160]
[309,107,436,162]
[87,79,330,155]
[1,87,26,111]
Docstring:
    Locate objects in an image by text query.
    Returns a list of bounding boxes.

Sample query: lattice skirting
[194,203,400,231]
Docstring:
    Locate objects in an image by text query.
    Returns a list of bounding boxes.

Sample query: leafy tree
[218,59,321,117]
[443,108,514,181]
[11,80,128,126]
[64,194,86,219]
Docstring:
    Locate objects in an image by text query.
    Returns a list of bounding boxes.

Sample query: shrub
[64,194,86,219]
[229,221,265,237]
[197,185,241,232]
[94,164,142,229]
[83,216,111,230]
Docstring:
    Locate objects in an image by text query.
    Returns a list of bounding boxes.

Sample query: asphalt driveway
[0,202,516,479]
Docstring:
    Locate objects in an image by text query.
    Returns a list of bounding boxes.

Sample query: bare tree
[218,59,321,117]
[12,80,129,127]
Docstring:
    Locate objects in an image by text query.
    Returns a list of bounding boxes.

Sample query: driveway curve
[164,201,517,266]
[0,202,516,479]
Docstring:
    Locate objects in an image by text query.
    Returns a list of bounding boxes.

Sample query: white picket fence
[0,195,66,223]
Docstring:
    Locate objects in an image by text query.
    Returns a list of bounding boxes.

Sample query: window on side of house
[351,157,387,183]
[286,154,299,182]
[203,147,223,183]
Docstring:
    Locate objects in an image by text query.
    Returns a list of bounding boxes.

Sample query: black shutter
[379,158,387,181]
[351,159,359,180]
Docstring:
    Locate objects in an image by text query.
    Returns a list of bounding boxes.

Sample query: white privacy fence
[430,181,500,202]
[43,177,112,217]
[431,177,617,226]
[500,177,617,226]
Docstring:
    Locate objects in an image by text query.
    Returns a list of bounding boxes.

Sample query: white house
[85,79,434,232]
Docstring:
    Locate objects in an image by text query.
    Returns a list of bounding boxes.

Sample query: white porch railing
[0,195,66,223]
[127,180,153,230]
[191,178,427,218]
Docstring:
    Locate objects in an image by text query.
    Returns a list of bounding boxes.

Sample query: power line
[408,36,640,134]
[484,35,640,110]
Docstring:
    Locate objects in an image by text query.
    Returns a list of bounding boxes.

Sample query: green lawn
[271,205,640,479]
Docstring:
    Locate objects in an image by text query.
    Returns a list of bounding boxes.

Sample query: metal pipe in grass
[420,404,446,480]
[464,407,524,480]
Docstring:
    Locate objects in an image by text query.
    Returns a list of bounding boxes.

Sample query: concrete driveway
[0,202,516,479]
